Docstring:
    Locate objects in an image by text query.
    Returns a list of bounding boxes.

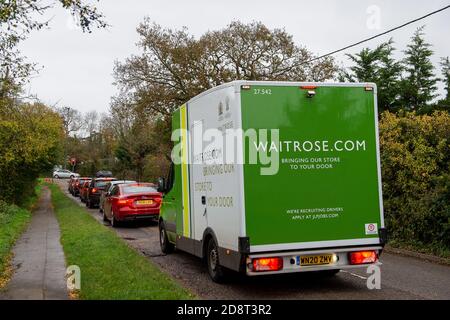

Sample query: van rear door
[240,84,383,252]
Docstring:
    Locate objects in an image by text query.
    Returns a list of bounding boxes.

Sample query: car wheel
[159,221,174,254]
[111,212,121,228]
[54,175,59,179]
[70,175,74,179]
[102,210,108,222]
[206,238,230,283]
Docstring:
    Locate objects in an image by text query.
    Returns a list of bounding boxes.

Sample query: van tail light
[251,257,283,272]
[300,85,317,90]
[349,251,378,265]
[91,188,97,193]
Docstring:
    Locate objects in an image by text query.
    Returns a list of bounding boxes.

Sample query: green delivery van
[158,81,386,282]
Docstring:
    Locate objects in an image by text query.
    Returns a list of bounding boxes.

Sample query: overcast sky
[19,0,450,114]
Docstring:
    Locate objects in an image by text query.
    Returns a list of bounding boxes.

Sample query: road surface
[57,180,450,300]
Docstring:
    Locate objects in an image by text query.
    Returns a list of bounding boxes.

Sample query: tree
[377,41,404,113]
[379,111,450,248]
[430,57,450,113]
[0,32,35,101]
[56,106,84,169]
[57,106,83,136]
[113,20,338,120]
[400,26,438,112]
[0,0,107,33]
[440,57,450,101]
[341,39,403,113]
[343,47,383,82]
[112,20,338,176]
[83,110,99,136]
[0,103,64,203]
[114,119,159,182]
[0,0,106,101]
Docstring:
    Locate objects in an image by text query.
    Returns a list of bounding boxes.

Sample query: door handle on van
[201,196,206,205]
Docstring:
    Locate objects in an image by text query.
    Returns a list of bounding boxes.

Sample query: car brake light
[252,257,283,272]
[349,251,378,265]
[91,188,97,193]
[117,199,133,205]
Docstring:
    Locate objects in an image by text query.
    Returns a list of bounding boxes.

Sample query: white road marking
[340,270,368,280]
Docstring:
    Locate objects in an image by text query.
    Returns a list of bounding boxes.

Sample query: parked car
[85,178,117,209]
[68,177,77,194]
[103,183,162,227]
[53,169,79,179]
[99,180,136,212]
[95,170,113,178]
[79,180,91,203]
[73,178,91,197]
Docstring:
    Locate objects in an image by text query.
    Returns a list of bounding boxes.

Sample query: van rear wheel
[206,238,229,283]
[159,222,174,254]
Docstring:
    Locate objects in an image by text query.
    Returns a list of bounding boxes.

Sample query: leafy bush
[379,111,450,250]
[0,103,63,204]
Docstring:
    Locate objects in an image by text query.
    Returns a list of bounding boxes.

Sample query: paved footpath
[0,187,67,300]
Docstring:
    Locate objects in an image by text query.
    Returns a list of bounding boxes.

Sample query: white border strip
[250,238,381,253]
[372,84,385,228]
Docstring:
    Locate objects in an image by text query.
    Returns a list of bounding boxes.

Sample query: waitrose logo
[171,125,369,176]
[253,140,367,153]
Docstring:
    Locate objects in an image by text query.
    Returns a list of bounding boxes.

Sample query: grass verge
[388,239,450,260]
[0,183,42,290]
[47,183,194,300]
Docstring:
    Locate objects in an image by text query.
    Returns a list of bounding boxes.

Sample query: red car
[68,177,77,194]
[79,180,91,203]
[102,183,162,227]
[85,177,116,209]
[71,177,90,196]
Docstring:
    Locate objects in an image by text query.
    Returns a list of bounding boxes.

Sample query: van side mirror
[157,177,166,193]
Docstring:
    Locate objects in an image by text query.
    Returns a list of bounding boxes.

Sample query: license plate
[298,254,334,266]
[136,200,153,205]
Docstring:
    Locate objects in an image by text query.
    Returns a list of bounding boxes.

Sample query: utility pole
[63,106,70,169]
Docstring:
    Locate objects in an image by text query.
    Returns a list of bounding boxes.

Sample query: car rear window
[95,181,109,188]
[122,186,157,194]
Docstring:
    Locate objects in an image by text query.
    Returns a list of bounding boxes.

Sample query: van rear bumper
[246,246,382,276]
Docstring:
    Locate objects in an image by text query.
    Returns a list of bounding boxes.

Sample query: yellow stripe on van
[180,105,190,237]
